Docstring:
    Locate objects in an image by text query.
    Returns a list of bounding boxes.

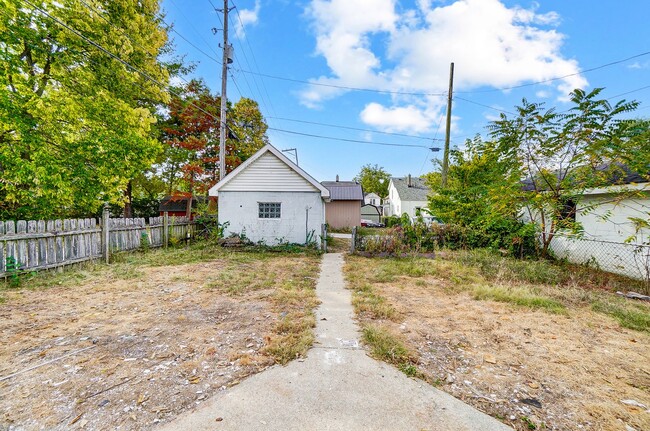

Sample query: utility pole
[441,62,454,188]
[219,0,231,181]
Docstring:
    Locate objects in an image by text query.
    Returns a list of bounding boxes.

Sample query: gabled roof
[208,144,330,198]
[321,181,363,201]
[391,176,430,201]
[521,162,649,192]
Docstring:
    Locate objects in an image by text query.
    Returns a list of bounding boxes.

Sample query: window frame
[258,202,281,219]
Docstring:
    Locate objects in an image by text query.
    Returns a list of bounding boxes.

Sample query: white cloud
[234,0,261,39]
[627,61,650,70]
[302,0,588,131]
[361,103,433,133]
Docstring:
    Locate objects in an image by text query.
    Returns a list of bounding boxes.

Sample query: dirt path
[0,251,319,430]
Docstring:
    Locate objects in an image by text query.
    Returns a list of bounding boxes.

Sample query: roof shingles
[391,177,430,201]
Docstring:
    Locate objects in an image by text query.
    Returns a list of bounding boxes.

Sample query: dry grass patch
[345,251,650,431]
[0,243,320,430]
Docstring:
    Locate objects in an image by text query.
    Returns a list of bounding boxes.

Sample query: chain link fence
[545,234,650,282]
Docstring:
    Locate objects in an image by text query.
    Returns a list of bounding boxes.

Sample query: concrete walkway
[159,253,511,431]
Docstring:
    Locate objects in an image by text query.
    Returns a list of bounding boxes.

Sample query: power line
[606,84,650,100]
[454,96,516,116]
[268,128,437,149]
[22,0,446,156]
[267,116,442,141]
[234,68,448,97]
[21,0,224,126]
[168,0,221,57]
[419,114,445,175]
[455,50,650,94]
[231,0,279,119]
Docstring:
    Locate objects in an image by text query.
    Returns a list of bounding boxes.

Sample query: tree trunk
[123,181,133,218]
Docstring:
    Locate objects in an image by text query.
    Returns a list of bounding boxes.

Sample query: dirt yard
[345,251,650,431]
[0,244,320,430]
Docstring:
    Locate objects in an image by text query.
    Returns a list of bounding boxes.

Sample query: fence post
[350,226,357,254]
[163,211,169,249]
[321,224,327,252]
[102,204,110,264]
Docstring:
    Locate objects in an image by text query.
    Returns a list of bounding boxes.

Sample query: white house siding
[387,185,398,216]
[220,152,319,193]
[524,189,650,280]
[218,191,324,245]
[576,194,650,243]
[401,200,429,219]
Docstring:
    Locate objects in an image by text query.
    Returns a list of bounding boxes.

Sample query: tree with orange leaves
[158,79,268,216]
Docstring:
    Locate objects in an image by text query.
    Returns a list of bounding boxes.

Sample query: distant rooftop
[391,176,430,201]
[321,180,364,201]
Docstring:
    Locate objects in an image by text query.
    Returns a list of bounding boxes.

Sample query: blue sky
[161,0,650,182]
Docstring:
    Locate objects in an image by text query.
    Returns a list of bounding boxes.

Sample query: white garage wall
[219,191,325,246]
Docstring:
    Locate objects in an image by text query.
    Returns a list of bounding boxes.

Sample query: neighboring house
[159,195,210,218]
[522,165,650,244]
[208,144,330,246]
[386,175,431,219]
[361,204,381,223]
[523,166,650,279]
[321,177,364,229]
[364,192,382,207]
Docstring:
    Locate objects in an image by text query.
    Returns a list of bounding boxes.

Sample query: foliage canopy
[0,0,170,219]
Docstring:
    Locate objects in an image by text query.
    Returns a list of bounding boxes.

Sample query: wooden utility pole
[441,62,454,188]
[219,0,230,181]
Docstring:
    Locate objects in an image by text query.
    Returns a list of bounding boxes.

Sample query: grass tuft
[592,300,650,333]
[473,285,566,314]
[351,283,397,320]
[362,324,414,366]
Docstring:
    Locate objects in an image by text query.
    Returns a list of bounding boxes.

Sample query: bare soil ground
[345,251,650,431]
[0,245,320,430]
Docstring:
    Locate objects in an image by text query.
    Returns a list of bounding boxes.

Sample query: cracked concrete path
[159,253,512,431]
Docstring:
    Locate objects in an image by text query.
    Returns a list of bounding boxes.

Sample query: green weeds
[472,285,566,314]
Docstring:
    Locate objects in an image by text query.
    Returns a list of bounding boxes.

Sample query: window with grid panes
[258,202,281,218]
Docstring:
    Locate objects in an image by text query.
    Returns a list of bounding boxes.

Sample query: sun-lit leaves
[0,0,169,219]
[158,79,268,199]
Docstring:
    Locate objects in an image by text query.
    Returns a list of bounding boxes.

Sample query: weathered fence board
[0,214,196,278]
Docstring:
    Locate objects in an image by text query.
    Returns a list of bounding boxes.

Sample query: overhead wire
[267,116,441,141]
[455,50,650,94]
[231,0,279,119]
[268,128,436,149]
[25,0,435,153]
[419,115,445,175]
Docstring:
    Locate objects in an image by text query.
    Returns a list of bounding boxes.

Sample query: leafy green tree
[354,164,390,198]
[428,136,530,252]
[0,0,170,219]
[489,88,646,256]
[229,97,270,171]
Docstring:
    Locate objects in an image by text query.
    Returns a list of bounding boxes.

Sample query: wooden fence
[0,210,194,277]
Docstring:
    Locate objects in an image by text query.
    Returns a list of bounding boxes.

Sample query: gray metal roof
[321,181,364,201]
[391,177,431,201]
[361,204,381,215]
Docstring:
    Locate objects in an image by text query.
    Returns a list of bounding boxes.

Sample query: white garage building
[208,145,330,247]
